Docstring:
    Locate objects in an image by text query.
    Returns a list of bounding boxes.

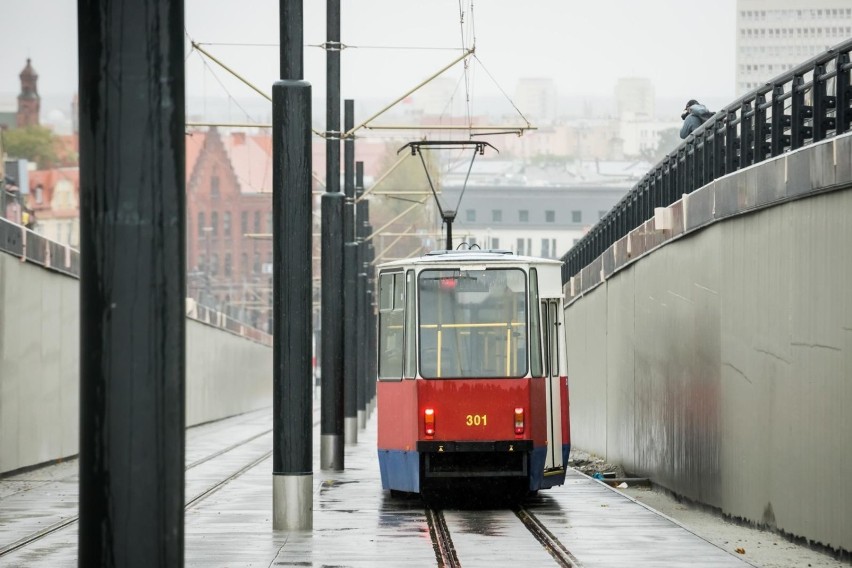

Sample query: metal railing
[561,37,852,284]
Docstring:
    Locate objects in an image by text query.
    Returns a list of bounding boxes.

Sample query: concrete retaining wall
[0,251,272,474]
[564,137,852,552]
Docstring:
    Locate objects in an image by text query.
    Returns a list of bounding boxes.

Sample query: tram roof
[377,250,563,271]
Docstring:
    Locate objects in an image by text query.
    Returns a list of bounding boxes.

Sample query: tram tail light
[514,407,525,436]
[424,408,435,437]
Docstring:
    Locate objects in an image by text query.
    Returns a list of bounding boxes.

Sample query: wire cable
[473,54,532,128]
[197,41,461,51]
[193,50,260,125]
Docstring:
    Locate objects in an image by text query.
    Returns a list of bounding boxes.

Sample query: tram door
[541,300,564,472]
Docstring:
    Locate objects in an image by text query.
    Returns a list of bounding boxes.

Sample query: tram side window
[378,272,405,379]
[529,269,544,377]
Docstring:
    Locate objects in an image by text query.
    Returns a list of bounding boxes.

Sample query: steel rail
[0,424,308,559]
[514,506,583,567]
[425,508,461,568]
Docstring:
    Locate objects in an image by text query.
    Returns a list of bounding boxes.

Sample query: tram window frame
[541,302,551,377]
[548,301,560,377]
[417,267,528,379]
[403,270,416,378]
[378,271,405,380]
[529,268,545,378]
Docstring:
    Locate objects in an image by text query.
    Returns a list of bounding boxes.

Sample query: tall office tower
[615,77,655,120]
[736,0,852,95]
[514,78,558,124]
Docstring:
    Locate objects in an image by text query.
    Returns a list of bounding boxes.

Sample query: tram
[376,249,570,499]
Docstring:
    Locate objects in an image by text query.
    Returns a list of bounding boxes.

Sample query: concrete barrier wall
[565,180,852,550]
[186,319,271,426]
[0,251,272,474]
[0,253,79,474]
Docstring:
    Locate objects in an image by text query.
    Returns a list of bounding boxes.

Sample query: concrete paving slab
[1,402,751,567]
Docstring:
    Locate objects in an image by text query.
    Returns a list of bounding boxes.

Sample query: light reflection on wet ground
[1,404,750,567]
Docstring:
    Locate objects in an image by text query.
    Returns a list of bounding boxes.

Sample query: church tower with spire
[17,58,40,128]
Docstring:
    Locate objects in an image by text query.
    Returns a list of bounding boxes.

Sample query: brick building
[185,128,279,328]
[17,59,40,128]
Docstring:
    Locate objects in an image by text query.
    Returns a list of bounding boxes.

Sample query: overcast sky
[1,0,737,116]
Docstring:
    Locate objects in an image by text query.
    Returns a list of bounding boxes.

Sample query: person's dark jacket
[680,104,713,139]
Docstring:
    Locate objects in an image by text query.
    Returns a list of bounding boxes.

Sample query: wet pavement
[0,404,752,567]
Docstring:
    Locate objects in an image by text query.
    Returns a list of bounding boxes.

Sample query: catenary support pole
[272,0,313,530]
[343,100,358,444]
[78,0,186,565]
[355,162,368,429]
[321,0,344,470]
[366,240,378,413]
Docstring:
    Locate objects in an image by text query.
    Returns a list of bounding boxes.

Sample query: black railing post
[770,84,790,157]
[740,100,753,167]
[836,53,851,135]
[720,115,732,176]
[78,0,186,564]
[701,131,711,186]
[791,74,811,150]
[272,0,313,530]
[812,63,831,142]
[754,92,768,164]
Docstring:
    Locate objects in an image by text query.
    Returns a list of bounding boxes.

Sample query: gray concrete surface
[0,406,751,567]
[0,254,78,475]
[0,251,273,475]
[564,134,852,553]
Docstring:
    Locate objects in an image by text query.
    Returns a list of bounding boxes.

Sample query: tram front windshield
[419,268,527,378]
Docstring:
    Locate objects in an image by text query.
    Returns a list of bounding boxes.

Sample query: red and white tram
[376,249,570,498]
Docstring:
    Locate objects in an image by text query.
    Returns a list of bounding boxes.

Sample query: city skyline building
[17,58,40,128]
[735,0,852,95]
[514,77,558,124]
[615,77,655,120]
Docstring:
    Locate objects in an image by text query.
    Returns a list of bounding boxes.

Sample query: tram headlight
[514,407,524,436]
[424,408,435,437]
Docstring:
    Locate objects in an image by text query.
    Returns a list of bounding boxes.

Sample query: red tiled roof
[26,167,80,218]
[221,132,274,194]
[186,130,206,183]
[187,129,394,194]
[27,168,79,210]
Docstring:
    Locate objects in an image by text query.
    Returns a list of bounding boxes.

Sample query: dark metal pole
[321,0,344,470]
[343,100,355,240]
[343,100,358,444]
[78,0,185,565]
[366,240,378,412]
[355,162,368,428]
[273,0,312,530]
[321,192,344,467]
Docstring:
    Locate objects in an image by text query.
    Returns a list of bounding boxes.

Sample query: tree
[368,142,439,261]
[1,126,58,169]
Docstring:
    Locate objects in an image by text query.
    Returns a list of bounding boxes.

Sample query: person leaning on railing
[680,99,714,139]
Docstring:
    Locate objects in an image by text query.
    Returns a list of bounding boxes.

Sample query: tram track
[513,506,582,567]
[424,504,582,567]
[425,507,461,568]
[0,426,279,559]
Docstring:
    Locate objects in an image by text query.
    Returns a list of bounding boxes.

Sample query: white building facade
[736,0,852,95]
